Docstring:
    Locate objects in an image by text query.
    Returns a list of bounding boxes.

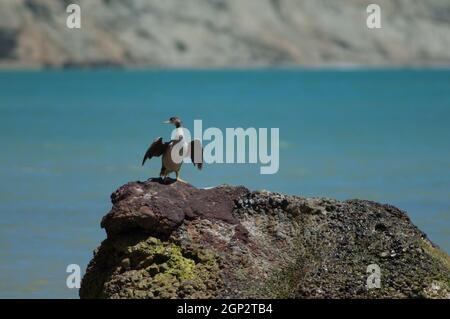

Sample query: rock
[120,258,130,269]
[102,178,248,239]
[1,0,450,68]
[380,251,389,258]
[80,179,450,299]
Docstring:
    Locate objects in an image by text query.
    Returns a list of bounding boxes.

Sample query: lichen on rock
[80,232,222,299]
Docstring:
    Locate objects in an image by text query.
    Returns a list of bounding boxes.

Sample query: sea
[0,69,449,298]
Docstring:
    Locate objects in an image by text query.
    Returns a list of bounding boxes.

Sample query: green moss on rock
[420,239,450,298]
[80,235,222,299]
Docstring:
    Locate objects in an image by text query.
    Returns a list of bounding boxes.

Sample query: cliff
[1,0,450,69]
[79,178,450,299]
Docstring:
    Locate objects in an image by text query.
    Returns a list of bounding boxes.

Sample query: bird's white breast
[174,127,188,157]
[174,127,184,140]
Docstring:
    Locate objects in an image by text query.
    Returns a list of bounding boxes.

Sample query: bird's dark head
[163,116,182,128]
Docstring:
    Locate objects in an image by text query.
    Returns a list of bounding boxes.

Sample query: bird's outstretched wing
[142,137,167,166]
[188,139,203,170]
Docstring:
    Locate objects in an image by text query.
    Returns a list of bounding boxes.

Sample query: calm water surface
[0,69,449,298]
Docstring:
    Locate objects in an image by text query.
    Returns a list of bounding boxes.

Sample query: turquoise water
[0,69,449,298]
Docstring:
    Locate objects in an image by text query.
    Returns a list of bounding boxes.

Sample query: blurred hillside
[1,0,450,68]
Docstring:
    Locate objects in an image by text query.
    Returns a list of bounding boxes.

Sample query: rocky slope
[80,178,450,299]
[1,0,450,68]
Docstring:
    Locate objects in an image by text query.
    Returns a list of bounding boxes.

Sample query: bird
[141,117,203,183]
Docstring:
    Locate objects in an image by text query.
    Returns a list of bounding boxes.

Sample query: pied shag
[142,117,203,183]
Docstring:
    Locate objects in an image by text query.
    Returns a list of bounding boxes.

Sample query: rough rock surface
[80,179,450,299]
[1,0,450,68]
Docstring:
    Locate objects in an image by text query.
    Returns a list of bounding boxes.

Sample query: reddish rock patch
[101,178,249,238]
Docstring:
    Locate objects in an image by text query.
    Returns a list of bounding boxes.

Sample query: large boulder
[80,179,450,299]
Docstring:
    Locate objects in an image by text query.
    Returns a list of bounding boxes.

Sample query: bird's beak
[162,120,171,124]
